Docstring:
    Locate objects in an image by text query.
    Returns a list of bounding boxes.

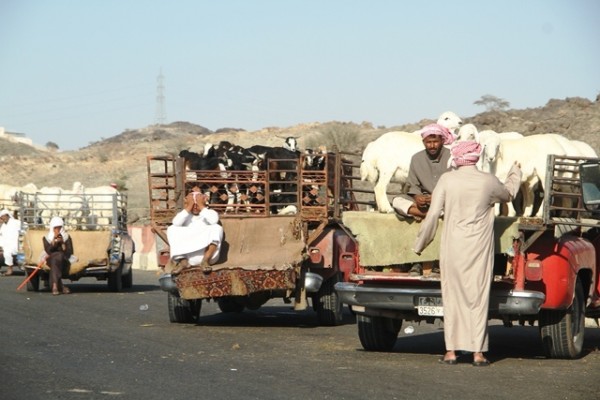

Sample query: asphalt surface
[1,269,600,400]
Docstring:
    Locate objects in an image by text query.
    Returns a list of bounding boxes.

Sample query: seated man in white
[167,187,223,274]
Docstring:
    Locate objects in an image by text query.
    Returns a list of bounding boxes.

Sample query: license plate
[417,297,443,316]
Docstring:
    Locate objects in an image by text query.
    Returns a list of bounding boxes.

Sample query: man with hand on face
[392,123,455,220]
[167,187,224,275]
[43,216,74,295]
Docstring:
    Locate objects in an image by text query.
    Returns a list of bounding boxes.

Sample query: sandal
[171,259,190,275]
[62,287,71,295]
[52,288,60,296]
[472,359,490,367]
[200,260,212,274]
[438,358,457,365]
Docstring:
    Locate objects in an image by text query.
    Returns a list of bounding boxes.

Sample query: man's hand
[53,234,63,247]
[184,188,208,213]
[183,192,195,213]
[414,194,431,210]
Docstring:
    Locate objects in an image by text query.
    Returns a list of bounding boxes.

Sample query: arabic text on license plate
[417,297,443,316]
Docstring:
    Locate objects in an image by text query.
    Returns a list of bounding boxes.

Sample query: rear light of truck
[525,260,543,281]
[308,247,322,263]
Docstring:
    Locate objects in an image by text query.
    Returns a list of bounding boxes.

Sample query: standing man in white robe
[413,141,521,366]
[0,209,21,276]
[168,187,223,274]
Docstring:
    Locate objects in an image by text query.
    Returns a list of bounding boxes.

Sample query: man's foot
[62,286,71,295]
[439,351,458,365]
[409,263,423,277]
[3,266,13,276]
[472,352,490,366]
[52,285,60,296]
[171,259,190,275]
[200,260,212,274]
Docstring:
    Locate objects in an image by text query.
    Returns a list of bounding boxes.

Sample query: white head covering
[46,216,69,241]
[0,209,11,219]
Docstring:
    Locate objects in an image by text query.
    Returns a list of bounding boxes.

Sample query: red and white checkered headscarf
[450,140,482,167]
[421,123,455,145]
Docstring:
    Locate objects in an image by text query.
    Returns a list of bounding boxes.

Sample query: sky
[1,0,599,151]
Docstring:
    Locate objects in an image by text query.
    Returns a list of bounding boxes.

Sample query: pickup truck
[16,190,135,292]
[335,155,600,359]
[148,151,360,326]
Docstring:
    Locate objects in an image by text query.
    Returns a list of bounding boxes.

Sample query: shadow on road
[192,304,357,329]
[385,323,600,362]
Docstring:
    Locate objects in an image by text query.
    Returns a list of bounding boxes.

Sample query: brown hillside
[1,96,598,224]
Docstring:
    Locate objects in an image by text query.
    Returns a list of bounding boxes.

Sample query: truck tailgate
[23,229,112,274]
[172,216,306,299]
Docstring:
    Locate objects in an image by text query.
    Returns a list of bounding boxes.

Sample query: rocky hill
[1,96,599,225]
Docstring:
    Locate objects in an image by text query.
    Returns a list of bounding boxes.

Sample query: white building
[0,127,34,146]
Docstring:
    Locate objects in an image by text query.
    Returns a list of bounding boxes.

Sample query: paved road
[1,269,599,400]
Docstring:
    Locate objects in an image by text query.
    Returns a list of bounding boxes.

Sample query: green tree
[45,141,59,151]
[474,94,510,111]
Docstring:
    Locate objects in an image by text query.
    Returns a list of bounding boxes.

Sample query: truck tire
[26,269,40,292]
[217,297,245,313]
[168,292,201,323]
[539,278,585,359]
[357,314,401,352]
[121,263,133,289]
[315,274,343,326]
[107,264,123,292]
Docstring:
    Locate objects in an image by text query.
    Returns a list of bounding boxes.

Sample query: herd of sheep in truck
[175,111,598,218]
[360,111,598,216]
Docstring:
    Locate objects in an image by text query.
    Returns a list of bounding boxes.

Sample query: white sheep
[84,185,120,228]
[456,123,480,142]
[497,131,524,140]
[360,111,463,213]
[571,140,598,157]
[475,131,598,216]
[459,129,523,173]
[360,132,424,212]
[485,134,581,217]
[35,186,64,224]
[61,182,89,229]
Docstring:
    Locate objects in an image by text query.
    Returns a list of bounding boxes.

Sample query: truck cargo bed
[341,212,520,266]
[168,216,306,299]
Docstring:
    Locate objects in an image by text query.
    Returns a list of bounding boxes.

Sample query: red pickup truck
[335,155,600,359]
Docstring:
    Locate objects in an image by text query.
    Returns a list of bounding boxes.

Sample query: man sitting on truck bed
[392,123,454,276]
[168,187,223,275]
[392,123,454,220]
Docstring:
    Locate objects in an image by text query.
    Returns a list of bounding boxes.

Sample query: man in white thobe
[0,209,21,276]
[167,189,223,274]
[413,141,521,366]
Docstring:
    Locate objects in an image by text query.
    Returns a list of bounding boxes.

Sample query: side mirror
[579,161,600,211]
